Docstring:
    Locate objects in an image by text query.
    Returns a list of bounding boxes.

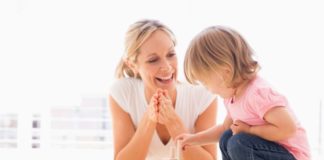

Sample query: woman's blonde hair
[184,26,259,88]
[115,19,176,79]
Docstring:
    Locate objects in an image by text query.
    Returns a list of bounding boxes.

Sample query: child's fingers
[175,134,185,141]
[230,125,236,133]
[234,120,245,125]
[182,144,192,151]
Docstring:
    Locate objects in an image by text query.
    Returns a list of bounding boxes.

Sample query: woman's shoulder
[178,82,207,91]
[177,82,208,93]
[109,78,142,95]
[111,77,141,88]
[177,82,216,115]
[177,82,215,102]
[109,78,143,113]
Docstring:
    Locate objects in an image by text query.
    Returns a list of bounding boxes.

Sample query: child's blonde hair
[184,26,259,88]
[115,19,177,79]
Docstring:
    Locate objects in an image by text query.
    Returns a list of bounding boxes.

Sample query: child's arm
[177,115,233,148]
[232,106,297,141]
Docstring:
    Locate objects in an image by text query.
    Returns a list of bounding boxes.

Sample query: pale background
[0,0,323,159]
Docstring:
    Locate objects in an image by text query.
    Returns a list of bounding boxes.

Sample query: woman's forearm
[116,112,156,160]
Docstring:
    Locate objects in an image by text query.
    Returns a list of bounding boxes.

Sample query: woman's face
[134,30,177,92]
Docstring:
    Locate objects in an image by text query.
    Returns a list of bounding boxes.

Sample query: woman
[109,19,217,160]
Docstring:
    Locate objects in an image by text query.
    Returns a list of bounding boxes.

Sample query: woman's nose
[160,60,172,72]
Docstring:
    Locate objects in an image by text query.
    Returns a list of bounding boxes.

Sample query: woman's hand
[157,90,178,125]
[147,92,159,123]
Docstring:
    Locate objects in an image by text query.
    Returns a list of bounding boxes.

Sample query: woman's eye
[167,53,176,57]
[147,58,158,63]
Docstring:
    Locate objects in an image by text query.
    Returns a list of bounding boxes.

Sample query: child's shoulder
[246,76,272,93]
[244,76,275,99]
[245,76,287,105]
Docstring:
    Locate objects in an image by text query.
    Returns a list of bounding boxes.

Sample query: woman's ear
[125,59,138,76]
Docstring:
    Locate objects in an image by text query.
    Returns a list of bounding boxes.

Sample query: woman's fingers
[147,92,162,122]
[162,89,171,100]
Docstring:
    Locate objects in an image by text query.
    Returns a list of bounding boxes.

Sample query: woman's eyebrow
[146,46,175,58]
[146,53,158,58]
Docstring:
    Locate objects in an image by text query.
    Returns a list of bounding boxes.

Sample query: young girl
[177,26,310,160]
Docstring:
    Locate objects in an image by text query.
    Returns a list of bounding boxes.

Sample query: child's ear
[219,67,231,79]
[125,59,138,75]
[220,67,232,86]
[224,68,232,77]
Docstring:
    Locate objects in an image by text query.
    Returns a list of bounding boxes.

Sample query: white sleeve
[195,86,217,115]
[109,79,131,113]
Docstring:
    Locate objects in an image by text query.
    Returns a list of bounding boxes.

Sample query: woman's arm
[109,96,157,160]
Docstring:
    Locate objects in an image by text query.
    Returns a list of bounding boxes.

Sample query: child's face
[201,70,234,99]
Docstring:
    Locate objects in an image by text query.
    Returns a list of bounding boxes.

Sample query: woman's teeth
[156,75,173,81]
[160,75,172,80]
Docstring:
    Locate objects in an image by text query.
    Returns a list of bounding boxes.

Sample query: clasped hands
[147,89,177,125]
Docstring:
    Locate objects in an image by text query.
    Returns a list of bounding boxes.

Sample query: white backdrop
[1,0,324,159]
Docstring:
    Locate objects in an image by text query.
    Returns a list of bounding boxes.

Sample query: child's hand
[231,120,251,135]
[176,133,197,151]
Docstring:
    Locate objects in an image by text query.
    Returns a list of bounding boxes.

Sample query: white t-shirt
[109,78,216,160]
